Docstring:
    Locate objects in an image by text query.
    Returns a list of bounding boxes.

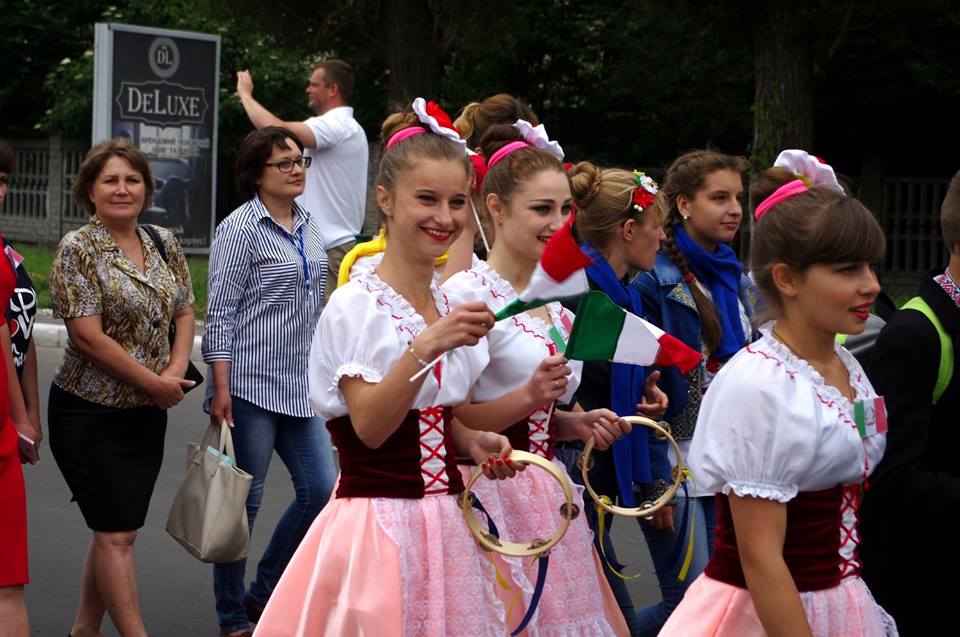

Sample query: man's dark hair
[0,140,15,173]
[942,170,960,254]
[315,59,354,103]
[235,126,305,201]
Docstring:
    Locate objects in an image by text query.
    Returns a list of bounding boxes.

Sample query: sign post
[93,23,220,252]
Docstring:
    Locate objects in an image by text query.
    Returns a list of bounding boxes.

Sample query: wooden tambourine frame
[461,450,575,558]
[579,415,686,517]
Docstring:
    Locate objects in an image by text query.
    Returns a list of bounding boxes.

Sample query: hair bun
[478,123,524,159]
[569,161,603,208]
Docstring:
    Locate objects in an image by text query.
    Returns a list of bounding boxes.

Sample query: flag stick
[470,197,491,253]
[409,352,446,382]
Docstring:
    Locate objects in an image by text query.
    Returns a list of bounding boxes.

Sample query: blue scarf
[673,225,746,361]
[582,244,650,507]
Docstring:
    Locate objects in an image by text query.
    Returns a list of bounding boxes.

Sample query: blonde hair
[569,162,666,249]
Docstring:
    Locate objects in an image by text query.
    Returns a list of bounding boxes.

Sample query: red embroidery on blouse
[466,269,506,300]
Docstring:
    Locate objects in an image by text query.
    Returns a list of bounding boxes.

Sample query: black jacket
[860,271,960,635]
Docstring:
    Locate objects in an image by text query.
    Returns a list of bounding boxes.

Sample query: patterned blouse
[50,217,194,408]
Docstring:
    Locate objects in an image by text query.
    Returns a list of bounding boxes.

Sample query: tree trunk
[380,0,441,105]
[752,0,815,170]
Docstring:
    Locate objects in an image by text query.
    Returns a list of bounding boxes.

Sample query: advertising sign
[93,23,220,252]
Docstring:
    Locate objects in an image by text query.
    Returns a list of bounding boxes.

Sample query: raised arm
[236,70,317,149]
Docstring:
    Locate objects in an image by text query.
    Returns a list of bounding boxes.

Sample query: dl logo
[148,37,180,79]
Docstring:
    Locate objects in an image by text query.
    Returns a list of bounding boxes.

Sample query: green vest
[902,296,954,405]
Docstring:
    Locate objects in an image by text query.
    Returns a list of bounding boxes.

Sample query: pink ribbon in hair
[486,140,529,170]
[754,179,809,220]
[386,126,427,149]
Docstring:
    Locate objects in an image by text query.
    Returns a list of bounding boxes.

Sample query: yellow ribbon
[677,467,697,582]
[484,551,522,624]
[336,228,450,288]
[596,496,643,580]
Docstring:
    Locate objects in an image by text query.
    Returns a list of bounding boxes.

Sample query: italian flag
[494,219,593,320]
[565,291,703,374]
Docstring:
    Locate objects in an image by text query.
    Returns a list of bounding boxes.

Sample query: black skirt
[48,383,167,532]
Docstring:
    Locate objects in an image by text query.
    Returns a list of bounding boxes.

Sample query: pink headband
[487,141,530,170]
[753,179,809,221]
[386,126,427,149]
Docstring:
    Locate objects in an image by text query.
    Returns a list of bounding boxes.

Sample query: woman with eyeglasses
[201,126,336,637]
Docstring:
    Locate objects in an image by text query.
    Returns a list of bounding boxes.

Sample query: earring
[682,215,690,221]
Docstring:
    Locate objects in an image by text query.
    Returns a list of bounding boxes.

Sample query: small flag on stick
[565,291,703,374]
[494,219,592,321]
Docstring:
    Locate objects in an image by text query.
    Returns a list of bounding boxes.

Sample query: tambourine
[461,450,576,558]
[579,415,686,517]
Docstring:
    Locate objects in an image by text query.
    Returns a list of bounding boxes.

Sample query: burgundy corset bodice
[705,486,861,592]
[327,407,464,499]
[502,405,558,460]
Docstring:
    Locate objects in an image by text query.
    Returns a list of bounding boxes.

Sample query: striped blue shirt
[202,196,327,417]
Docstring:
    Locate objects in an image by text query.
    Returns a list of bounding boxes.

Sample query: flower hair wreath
[631,170,658,213]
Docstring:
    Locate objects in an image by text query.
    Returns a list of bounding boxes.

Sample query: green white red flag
[565,291,703,373]
[494,219,592,321]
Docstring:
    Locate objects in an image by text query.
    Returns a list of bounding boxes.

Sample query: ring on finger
[554,379,561,389]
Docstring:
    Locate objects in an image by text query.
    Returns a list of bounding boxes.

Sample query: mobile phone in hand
[17,431,38,464]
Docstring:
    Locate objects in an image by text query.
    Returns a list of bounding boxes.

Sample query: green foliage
[3,0,958,192]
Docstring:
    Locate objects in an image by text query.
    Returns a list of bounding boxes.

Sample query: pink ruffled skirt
[658,574,898,636]
[459,459,629,637]
[253,493,507,637]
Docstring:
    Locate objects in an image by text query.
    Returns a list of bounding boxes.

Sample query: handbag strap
[141,224,170,264]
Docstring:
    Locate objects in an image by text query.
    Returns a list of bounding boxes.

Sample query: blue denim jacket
[630,252,760,435]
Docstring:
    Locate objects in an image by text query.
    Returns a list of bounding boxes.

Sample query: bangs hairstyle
[479,123,566,203]
[235,126,305,201]
[570,162,666,249]
[375,110,472,229]
[750,167,886,311]
[74,138,154,215]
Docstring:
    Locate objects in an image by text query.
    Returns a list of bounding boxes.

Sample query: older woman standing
[48,138,196,637]
[202,127,335,637]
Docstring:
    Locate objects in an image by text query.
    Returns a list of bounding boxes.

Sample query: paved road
[24,346,660,636]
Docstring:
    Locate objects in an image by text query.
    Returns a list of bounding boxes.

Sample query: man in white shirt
[237,60,369,302]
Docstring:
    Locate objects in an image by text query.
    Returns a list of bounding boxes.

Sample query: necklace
[771,326,854,402]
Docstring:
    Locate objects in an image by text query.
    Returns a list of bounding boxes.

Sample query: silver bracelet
[408,344,430,368]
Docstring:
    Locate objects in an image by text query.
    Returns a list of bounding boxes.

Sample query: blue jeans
[634,494,716,637]
[213,396,337,632]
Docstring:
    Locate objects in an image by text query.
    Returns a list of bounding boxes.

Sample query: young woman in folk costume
[451,93,540,258]
[554,163,693,637]
[443,121,631,637]
[337,94,539,287]
[629,151,758,628]
[253,101,524,637]
[659,151,897,636]
[335,99,473,287]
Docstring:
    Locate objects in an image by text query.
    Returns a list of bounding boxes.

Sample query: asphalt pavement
[23,344,659,636]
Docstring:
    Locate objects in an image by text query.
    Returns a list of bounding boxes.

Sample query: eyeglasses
[265,156,312,173]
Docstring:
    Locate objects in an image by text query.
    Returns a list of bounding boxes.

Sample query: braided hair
[658,150,749,355]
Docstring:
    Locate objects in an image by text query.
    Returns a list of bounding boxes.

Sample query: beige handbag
[166,421,252,563]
